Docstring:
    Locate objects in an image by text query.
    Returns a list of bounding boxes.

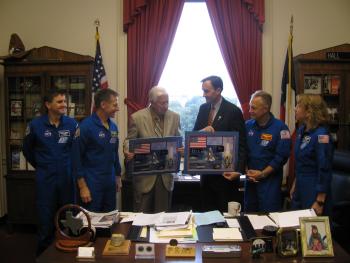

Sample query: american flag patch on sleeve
[280,130,291,139]
[318,135,329,144]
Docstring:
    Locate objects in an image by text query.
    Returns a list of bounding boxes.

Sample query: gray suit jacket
[125,107,181,193]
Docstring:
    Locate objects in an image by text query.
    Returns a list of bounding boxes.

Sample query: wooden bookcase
[294,43,350,151]
[1,46,94,225]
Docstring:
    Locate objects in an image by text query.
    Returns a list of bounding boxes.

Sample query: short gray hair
[250,90,272,110]
[148,86,168,103]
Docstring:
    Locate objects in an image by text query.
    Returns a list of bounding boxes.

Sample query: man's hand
[201,126,215,133]
[124,151,135,161]
[80,186,92,203]
[223,172,241,181]
[246,169,264,182]
[116,176,122,192]
[311,201,324,216]
[177,147,184,157]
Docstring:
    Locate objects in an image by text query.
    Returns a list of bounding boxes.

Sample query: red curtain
[206,0,264,119]
[123,0,185,116]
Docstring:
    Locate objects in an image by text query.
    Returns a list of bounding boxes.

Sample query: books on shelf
[330,75,340,94]
[324,75,340,95]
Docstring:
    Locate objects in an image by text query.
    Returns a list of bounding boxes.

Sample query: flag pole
[286,15,294,128]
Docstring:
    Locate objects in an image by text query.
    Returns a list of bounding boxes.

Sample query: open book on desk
[246,209,317,229]
[269,209,316,228]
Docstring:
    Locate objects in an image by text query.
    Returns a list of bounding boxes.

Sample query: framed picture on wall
[303,75,322,94]
[10,99,23,117]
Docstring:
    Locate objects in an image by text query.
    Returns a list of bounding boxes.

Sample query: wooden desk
[37,223,349,263]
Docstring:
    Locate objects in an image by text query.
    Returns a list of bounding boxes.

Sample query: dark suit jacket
[193,98,247,172]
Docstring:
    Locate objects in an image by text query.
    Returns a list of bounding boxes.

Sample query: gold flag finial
[290,15,294,35]
[94,19,100,28]
[94,19,100,41]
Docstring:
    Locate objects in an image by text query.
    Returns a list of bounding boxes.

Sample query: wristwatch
[316,200,325,206]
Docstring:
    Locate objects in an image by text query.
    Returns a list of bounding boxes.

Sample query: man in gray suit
[124,86,181,213]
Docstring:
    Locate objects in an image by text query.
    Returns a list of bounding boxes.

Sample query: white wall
[0,0,126,215]
[263,0,350,115]
[0,0,350,215]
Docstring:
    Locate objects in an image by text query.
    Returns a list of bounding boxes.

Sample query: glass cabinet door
[51,76,87,119]
[8,76,42,171]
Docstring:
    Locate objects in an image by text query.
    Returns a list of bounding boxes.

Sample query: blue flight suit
[291,125,333,215]
[23,114,77,254]
[73,112,121,212]
[245,113,291,212]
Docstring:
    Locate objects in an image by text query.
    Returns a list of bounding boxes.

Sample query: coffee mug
[228,201,241,216]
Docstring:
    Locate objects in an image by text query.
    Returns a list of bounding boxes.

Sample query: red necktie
[208,106,215,126]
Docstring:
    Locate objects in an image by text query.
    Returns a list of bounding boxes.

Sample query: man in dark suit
[193,75,247,212]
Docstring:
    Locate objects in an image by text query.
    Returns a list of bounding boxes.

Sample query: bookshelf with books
[294,44,350,151]
[1,46,93,225]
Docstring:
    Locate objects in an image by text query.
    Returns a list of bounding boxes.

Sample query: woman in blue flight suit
[291,94,333,216]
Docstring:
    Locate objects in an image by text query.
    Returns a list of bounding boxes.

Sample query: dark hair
[94,88,119,109]
[201,75,223,91]
[43,88,66,104]
[43,88,66,112]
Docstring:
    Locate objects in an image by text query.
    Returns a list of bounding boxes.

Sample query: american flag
[134,143,151,154]
[189,136,207,148]
[91,28,108,112]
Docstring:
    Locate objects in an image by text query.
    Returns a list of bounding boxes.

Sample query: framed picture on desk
[184,131,239,174]
[300,216,334,257]
[128,136,182,176]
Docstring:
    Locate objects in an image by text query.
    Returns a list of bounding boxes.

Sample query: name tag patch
[58,130,70,137]
[260,140,270,146]
[261,133,272,141]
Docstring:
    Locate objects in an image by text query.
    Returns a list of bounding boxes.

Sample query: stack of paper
[132,211,192,227]
[77,209,119,228]
[212,228,243,241]
[150,216,198,244]
[119,212,142,223]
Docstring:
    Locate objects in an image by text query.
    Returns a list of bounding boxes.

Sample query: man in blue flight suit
[73,88,122,212]
[244,91,291,212]
[23,88,78,256]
